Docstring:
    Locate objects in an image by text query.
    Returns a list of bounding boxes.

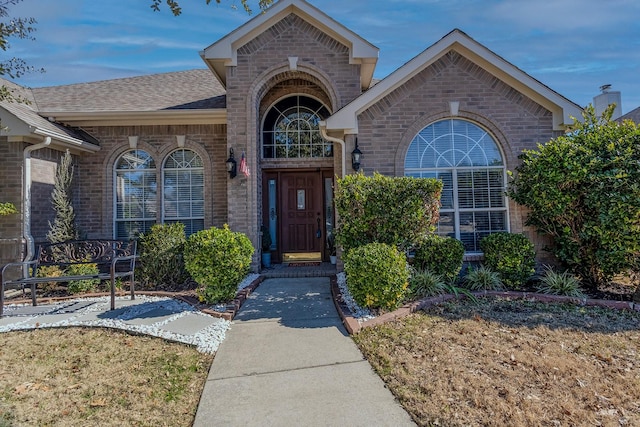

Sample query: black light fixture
[226,148,237,179]
[351,139,362,172]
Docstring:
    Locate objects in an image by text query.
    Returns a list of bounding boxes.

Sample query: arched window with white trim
[162,149,204,236]
[405,119,508,252]
[262,95,332,159]
[114,150,157,239]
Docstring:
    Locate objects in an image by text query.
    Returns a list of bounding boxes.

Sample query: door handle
[316,217,322,238]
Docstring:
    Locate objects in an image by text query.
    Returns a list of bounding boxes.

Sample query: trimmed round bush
[343,242,409,310]
[413,235,464,283]
[480,232,535,289]
[184,225,254,304]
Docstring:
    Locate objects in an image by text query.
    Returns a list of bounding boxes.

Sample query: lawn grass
[354,298,640,426]
[0,327,213,426]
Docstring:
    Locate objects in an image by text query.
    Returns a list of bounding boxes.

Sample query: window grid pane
[262,95,333,159]
[163,149,204,236]
[115,150,157,239]
[404,119,507,253]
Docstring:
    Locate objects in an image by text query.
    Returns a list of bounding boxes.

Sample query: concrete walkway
[193,277,415,426]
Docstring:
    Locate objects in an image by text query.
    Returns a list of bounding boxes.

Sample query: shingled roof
[619,106,640,123]
[0,78,99,148]
[31,69,226,113]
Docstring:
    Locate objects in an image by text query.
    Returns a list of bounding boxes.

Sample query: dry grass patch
[0,327,213,426]
[354,298,640,426]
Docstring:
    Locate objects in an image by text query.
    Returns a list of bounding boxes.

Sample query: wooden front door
[280,171,323,261]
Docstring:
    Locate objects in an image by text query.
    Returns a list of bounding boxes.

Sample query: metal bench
[1,240,138,317]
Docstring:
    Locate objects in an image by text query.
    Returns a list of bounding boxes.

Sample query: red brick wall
[74,124,227,239]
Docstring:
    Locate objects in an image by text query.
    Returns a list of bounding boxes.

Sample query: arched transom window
[262,95,332,159]
[405,119,508,252]
[162,149,205,236]
[114,149,157,239]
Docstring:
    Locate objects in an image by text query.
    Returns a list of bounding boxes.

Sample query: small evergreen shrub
[184,225,254,304]
[36,265,65,293]
[66,262,100,294]
[413,235,464,283]
[464,265,504,291]
[406,268,445,299]
[343,242,409,310]
[480,232,535,289]
[139,223,189,289]
[536,266,584,297]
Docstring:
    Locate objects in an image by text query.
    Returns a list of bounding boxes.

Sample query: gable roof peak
[326,28,582,133]
[201,0,378,90]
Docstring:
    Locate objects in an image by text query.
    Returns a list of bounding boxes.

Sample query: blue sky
[7,0,640,113]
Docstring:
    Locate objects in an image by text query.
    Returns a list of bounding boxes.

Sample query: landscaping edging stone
[330,278,640,335]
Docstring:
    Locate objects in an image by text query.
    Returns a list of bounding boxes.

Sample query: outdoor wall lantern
[226,148,237,179]
[351,139,362,172]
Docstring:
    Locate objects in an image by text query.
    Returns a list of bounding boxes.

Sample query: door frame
[262,168,334,264]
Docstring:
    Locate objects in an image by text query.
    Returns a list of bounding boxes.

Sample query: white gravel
[1,296,232,354]
[336,272,376,322]
[0,274,264,353]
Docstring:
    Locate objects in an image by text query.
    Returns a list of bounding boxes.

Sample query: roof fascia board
[31,127,100,153]
[40,109,227,127]
[326,30,581,133]
[1,107,99,153]
[202,0,378,89]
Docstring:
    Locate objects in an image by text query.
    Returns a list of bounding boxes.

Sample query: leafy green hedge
[139,223,190,289]
[508,105,640,288]
[343,242,409,310]
[184,225,254,304]
[413,235,464,283]
[335,173,442,253]
[480,232,535,289]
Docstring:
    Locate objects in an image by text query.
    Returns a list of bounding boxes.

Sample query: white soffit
[200,0,379,90]
[325,29,582,133]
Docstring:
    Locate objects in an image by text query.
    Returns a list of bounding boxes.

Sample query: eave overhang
[1,107,100,153]
[39,109,227,127]
[200,0,379,90]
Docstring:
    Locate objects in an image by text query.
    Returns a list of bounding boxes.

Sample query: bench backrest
[36,240,137,268]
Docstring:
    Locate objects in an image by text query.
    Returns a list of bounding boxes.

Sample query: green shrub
[508,105,640,289]
[536,266,584,297]
[413,235,464,283]
[36,265,65,293]
[335,173,442,253]
[343,242,409,310]
[0,202,17,215]
[139,223,190,289]
[184,225,254,304]
[464,265,504,291]
[406,268,445,299]
[480,232,535,289]
[66,262,100,294]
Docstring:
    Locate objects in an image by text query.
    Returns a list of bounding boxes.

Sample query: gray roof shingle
[31,69,226,113]
[619,106,640,123]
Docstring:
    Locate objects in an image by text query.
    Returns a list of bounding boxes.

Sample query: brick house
[0,0,582,271]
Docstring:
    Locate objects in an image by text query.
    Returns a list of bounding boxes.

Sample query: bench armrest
[1,260,39,282]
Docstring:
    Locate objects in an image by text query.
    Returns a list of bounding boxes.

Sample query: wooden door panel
[280,171,323,256]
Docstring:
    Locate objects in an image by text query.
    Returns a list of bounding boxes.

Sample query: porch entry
[262,169,334,263]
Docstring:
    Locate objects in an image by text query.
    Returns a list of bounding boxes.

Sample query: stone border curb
[330,281,640,335]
